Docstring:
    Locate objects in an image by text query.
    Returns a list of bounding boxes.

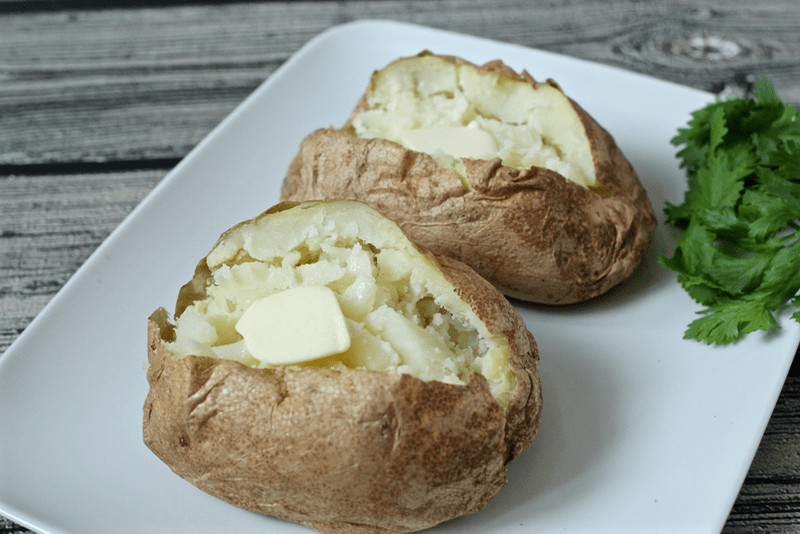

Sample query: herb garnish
[660,78,800,345]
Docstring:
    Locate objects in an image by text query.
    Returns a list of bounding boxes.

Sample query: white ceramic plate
[1,20,798,534]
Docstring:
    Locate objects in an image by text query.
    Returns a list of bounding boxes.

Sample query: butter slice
[400,125,497,160]
[235,286,350,365]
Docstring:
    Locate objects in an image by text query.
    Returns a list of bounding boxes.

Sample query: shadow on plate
[437,340,626,530]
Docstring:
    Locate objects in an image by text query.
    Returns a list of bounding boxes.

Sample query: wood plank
[1,0,798,166]
[0,170,166,352]
[725,380,800,533]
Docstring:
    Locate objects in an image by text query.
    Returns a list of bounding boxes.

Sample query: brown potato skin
[281,55,657,304]
[143,206,542,534]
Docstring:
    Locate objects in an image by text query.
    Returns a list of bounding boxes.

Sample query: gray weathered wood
[724,378,800,532]
[2,1,800,532]
[1,0,799,166]
[0,170,166,352]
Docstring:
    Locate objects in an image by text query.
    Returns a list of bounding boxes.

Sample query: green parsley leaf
[684,297,780,345]
[740,186,798,240]
[754,77,781,104]
[662,77,800,344]
[759,237,800,309]
[792,297,800,323]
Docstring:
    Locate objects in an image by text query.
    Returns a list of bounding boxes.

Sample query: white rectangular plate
[1,20,798,534]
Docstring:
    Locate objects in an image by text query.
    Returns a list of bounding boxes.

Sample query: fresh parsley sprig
[660,78,800,345]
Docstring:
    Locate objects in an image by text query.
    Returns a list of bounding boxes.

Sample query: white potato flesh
[166,201,516,408]
[351,54,597,187]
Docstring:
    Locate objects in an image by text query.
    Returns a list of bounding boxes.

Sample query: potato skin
[281,55,657,304]
[143,207,542,534]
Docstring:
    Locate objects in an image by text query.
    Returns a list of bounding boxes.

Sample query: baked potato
[281,52,657,304]
[143,200,542,534]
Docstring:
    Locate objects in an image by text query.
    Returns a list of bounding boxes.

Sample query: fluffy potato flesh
[166,200,516,408]
[351,54,596,187]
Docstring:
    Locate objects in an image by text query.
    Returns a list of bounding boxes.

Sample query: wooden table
[1,1,798,532]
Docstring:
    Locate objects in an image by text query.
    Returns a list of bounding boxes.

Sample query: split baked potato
[143,200,542,534]
[281,52,657,304]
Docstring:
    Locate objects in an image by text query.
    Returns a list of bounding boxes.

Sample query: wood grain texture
[1,0,799,166]
[724,378,800,533]
[0,170,166,352]
[1,1,799,532]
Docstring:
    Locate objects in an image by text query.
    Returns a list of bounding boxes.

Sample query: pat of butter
[235,286,350,365]
[400,125,497,160]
